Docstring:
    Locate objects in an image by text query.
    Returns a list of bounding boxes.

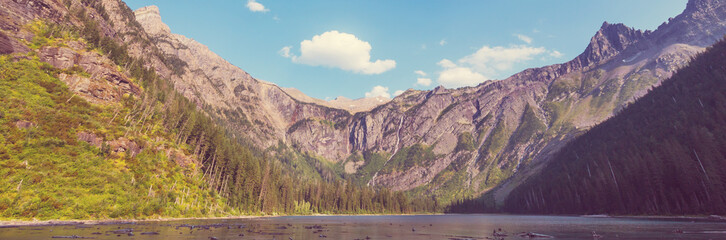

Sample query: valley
[1,0,726,223]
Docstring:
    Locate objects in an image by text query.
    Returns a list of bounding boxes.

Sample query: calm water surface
[1,214,725,239]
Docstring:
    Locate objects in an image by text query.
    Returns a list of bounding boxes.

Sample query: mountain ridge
[499,36,726,215]
[127,0,726,206]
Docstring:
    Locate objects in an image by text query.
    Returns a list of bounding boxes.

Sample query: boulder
[77,132,103,148]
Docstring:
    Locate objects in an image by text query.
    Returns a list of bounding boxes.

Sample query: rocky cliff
[133,6,360,159]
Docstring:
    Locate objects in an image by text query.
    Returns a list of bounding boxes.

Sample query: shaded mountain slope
[501,36,726,215]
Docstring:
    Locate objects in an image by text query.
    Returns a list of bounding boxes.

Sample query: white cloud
[515,34,533,44]
[365,85,391,99]
[437,60,488,88]
[414,70,427,77]
[438,59,457,69]
[460,45,547,76]
[281,31,396,74]
[246,0,269,12]
[278,46,292,58]
[416,78,432,86]
[439,39,447,46]
[434,43,562,88]
[394,90,405,96]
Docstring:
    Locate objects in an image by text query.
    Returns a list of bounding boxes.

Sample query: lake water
[1,214,725,239]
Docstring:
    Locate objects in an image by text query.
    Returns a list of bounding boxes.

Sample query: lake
[1,214,725,239]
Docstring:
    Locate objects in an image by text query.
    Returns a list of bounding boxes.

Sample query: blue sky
[124,0,687,100]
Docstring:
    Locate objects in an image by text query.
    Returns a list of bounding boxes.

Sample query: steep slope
[500,37,726,215]
[133,6,355,156]
[0,0,436,219]
[0,20,229,219]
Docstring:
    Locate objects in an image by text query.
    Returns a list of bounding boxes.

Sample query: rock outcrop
[38,43,141,103]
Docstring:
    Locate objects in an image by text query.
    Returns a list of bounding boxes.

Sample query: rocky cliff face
[133,6,356,160]
[0,0,145,104]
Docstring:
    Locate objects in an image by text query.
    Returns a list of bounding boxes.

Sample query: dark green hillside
[502,37,726,215]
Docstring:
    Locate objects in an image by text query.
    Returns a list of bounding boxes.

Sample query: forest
[451,37,726,214]
[0,2,437,220]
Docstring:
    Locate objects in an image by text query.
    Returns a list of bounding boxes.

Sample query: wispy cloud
[435,44,562,88]
[439,39,447,46]
[281,31,396,75]
[515,34,533,44]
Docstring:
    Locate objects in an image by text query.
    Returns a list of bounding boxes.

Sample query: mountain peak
[576,21,645,67]
[134,6,171,36]
[685,0,721,13]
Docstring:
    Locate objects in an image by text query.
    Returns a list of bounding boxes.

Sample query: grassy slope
[0,24,228,220]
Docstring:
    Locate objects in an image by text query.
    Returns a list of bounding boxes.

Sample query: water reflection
[1,214,725,239]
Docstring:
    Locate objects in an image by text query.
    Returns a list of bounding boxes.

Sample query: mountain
[499,35,726,215]
[130,0,726,206]
[0,0,433,219]
[134,5,381,154]
[2,0,725,219]
[283,0,726,205]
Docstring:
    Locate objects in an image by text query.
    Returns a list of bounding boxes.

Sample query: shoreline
[0,216,261,227]
[0,213,441,227]
[1,213,722,227]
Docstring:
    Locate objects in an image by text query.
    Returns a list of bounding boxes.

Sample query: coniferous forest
[0,3,437,220]
[494,37,726,215]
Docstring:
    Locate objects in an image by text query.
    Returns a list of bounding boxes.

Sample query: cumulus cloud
[438,59,457,69]
[365,85,391,99]
[416,78,432,86]
[434,44,562,88]
[440,39,447,46]
[414,70,427,77]
[281,31,396,74]
[515,34,533,44]
[437,59,488,88]
[246,0,269,12]
[394,90,405,96]
[460,45,547,76]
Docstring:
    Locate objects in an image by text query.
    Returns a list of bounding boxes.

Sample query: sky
[124,0,688,100]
